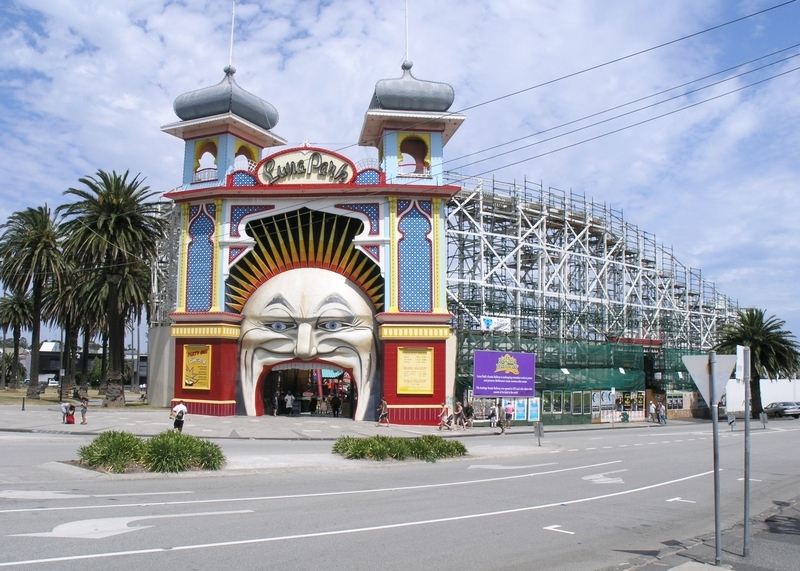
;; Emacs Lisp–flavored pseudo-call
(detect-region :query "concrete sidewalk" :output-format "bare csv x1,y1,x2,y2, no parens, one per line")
0,401,702,441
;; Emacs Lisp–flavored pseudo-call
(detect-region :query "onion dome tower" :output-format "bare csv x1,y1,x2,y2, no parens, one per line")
162,65,286,188
359,60,465,185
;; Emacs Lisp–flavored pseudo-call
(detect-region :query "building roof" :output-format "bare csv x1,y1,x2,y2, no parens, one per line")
368,61,455,113
173,66,279,132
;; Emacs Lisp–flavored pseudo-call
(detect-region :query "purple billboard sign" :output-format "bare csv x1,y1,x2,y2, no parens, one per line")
473,350,535,397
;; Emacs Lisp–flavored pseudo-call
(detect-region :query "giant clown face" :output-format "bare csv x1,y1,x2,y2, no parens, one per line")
238,268,378,420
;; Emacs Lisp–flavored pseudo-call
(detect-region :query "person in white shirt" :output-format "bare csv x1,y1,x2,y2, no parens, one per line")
284,393,295,415
170,400,188,432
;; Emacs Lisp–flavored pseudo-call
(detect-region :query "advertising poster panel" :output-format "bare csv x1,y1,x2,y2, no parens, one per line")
473,351,535,397
527,397,541,422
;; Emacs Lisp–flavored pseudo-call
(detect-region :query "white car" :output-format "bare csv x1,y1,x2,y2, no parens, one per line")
47,378,59,387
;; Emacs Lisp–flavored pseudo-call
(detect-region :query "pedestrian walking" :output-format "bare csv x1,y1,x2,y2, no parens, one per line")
438,402,452,430
80,398,88,425
284,392,295,415
376,397,390,427
331,394,341,418
488,403,497,427
464,401,475,428
454,401,466,430
504,401,514,429
272,391,279,416
648,401,656,422
171,400,188,432
657,401,667,424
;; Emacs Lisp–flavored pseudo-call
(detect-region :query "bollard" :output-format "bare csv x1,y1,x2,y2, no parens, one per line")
728,414,736,431
759,412,768,429
21,397,25,411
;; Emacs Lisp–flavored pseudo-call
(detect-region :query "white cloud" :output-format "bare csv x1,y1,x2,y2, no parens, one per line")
1,0,799,336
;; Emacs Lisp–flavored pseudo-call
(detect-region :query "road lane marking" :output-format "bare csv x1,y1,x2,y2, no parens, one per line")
0,461,624,515
0,470,713,568
0,491,193,500
737,478,762,482
467,463,557,471
666,497,696,504
586,447,597,450
12,511,252,539
543,525,575,535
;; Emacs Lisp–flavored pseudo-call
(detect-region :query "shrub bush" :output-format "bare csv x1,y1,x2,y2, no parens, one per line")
332,434,466,463
77,430,145,473
77,430,225,473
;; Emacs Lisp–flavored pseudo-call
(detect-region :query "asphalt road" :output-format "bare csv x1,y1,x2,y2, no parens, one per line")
0,421,799,570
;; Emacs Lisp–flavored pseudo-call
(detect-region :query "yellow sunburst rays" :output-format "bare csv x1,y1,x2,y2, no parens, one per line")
226,210,384,312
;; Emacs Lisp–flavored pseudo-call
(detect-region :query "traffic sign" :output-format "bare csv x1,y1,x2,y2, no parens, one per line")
682,354,737,406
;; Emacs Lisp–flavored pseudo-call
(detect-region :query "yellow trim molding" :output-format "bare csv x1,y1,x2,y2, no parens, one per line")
171,324,241,338
379,324,451,340
388,196,399,312
176,203,190,312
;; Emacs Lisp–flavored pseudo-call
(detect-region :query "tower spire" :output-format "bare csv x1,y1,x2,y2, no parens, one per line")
229,0,236,68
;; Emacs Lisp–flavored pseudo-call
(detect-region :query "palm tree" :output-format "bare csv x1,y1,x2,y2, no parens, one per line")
0,290,33,390
714,308,800,418
0,206,63,398
59,170,166,407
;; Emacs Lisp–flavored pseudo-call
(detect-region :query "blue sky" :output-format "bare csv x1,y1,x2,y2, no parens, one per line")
1,0,799,342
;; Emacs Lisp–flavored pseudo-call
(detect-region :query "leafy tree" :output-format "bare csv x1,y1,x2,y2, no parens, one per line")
1,353,27,388
59,170,166,407
0,290,33,390
714,308,800,417
0,206,63,398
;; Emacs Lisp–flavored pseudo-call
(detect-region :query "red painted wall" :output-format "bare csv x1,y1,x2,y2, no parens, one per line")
173,337,238,406
381,338,447,425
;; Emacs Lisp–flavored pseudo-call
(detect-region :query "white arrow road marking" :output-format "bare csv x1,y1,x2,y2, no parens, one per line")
467,462,557,470
581,469,627,484
0,491,193,500
543,525,575,535
11,510,252,539
666,497,696,503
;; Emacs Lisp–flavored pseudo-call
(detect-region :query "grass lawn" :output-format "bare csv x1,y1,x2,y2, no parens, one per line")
0,387,157,409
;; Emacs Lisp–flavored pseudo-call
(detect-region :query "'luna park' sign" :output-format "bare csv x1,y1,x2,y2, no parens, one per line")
256,147,355,186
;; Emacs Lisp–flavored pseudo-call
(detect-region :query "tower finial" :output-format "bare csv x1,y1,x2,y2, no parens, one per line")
229,0,236,68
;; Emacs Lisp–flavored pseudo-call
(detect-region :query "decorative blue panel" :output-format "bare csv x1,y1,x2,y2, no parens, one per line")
398,205,432,312
419,200,432,215
232,172,257,186
337,203,380,235
186,205,215,312
230,205,274,237
355,169,381,185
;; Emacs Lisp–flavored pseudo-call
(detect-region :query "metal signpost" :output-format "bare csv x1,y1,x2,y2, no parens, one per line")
682,351,737,567
742,346,751,557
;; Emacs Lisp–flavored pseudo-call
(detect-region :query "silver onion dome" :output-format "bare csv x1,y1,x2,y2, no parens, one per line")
173,65,279,131
369,60,454,112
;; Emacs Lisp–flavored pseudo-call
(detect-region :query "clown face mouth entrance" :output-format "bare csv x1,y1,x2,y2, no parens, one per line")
261,364,356,418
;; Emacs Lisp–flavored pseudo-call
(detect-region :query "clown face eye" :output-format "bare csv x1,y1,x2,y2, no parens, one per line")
265,321,295,333
318,320,349,332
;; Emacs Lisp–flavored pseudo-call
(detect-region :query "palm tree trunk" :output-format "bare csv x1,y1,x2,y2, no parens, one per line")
750,368,763,419
104,275,125,407
99,331,108,395
60,323,74,401
78,328,90,399
26,282,42,399
11,326,20,390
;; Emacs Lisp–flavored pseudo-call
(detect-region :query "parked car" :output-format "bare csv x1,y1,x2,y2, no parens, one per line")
763,402,800,419
47,377,59,387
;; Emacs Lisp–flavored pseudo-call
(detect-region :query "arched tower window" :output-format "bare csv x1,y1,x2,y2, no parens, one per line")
194,140,218,182
398,135,430,177
233,145,255,172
